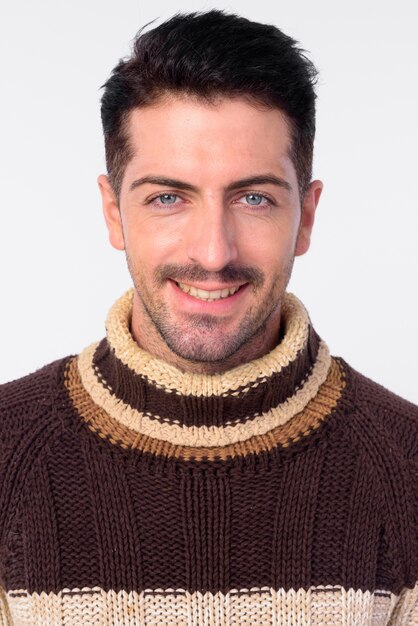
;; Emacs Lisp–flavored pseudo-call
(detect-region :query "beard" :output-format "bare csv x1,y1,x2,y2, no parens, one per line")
125,255,295,364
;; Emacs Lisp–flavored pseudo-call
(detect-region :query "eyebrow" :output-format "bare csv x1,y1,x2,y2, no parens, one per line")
129,174,293,194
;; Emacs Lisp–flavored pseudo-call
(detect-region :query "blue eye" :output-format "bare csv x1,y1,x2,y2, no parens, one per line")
158,193,177,204
245,193,264,205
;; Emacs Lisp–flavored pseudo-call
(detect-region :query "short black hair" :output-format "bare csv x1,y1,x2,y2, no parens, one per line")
101,10,319,200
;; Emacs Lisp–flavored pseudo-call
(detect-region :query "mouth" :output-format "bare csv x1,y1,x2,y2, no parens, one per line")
174,281,247,302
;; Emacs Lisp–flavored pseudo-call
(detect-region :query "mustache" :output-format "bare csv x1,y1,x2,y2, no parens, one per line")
154,263,264,288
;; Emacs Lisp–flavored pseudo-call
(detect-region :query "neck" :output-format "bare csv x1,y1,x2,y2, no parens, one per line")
130,291,283,375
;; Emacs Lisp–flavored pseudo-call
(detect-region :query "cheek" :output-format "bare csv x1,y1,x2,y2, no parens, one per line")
240,221,296,269
124,217,186,267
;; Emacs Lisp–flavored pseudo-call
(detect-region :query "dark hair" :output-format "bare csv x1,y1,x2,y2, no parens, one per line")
100,10,319,200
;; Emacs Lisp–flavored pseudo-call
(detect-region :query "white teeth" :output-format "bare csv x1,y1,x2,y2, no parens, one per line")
177,282,241,301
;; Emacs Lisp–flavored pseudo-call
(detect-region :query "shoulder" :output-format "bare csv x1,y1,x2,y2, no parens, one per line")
0,356,76,540
337,358,418,589
0,356,76,459
0,356,72,422
0,356,76,475
339,357,418,458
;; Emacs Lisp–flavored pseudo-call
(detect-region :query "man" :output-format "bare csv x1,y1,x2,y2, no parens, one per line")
0,9,416,625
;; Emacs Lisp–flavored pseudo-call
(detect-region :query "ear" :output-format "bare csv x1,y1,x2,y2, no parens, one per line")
294,179,323,256
98,174,125,251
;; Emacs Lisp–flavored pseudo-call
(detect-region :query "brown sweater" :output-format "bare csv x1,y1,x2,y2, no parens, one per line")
0,290,417,625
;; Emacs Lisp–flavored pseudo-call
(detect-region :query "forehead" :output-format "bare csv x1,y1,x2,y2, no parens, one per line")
123,95,295,184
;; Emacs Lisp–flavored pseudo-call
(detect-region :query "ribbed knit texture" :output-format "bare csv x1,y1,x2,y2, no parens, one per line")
0,290,417,625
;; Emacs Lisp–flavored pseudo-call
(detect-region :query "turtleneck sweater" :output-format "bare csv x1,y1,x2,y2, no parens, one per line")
0,290,416,625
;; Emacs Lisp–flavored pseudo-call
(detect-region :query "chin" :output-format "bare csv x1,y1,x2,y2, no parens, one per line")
162,327,245,364
167,340,237,364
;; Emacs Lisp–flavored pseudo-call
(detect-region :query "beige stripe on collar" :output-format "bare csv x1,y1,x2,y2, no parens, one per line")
104,289,312,397
77,338,331,447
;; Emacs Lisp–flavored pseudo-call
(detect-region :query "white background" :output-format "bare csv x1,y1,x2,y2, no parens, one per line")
0,0,417,402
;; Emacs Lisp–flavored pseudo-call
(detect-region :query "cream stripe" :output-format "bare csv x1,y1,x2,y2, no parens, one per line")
0,587,12,626
105,289,311,396
5,584,408,626
387,582,418,624
77,339,331,447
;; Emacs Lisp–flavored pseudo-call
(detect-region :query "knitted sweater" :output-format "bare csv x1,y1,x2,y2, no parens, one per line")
0,290,417,626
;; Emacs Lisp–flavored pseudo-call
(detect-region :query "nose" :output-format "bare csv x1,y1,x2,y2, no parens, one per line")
186,201,239,271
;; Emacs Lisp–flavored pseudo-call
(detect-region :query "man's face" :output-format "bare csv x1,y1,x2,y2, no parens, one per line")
100,96,322,369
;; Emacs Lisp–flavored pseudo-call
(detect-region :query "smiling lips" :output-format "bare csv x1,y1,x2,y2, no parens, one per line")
176,281,243,302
